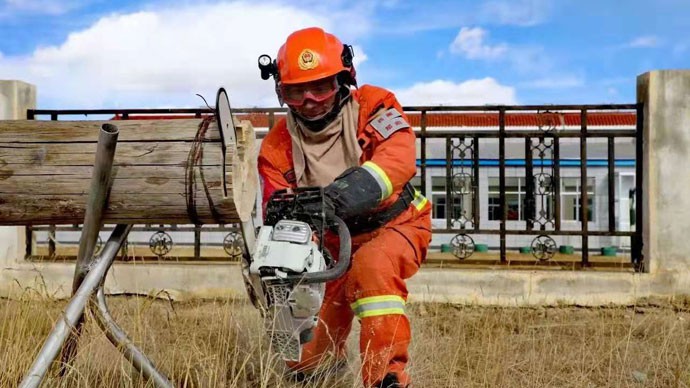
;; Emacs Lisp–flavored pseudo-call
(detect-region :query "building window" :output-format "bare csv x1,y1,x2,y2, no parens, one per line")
562,177,595,222
488,177,525,221
430,176,473,221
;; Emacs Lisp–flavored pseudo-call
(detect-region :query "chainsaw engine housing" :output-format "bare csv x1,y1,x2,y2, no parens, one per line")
248,219,327,362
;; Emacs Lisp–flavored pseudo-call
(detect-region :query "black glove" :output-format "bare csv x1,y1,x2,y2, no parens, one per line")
324,167,383,220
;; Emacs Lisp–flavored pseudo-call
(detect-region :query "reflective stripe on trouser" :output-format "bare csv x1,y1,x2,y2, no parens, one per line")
285,206,432,387
351,295,405,319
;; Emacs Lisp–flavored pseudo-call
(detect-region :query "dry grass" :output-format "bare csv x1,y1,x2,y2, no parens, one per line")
2,295,690,387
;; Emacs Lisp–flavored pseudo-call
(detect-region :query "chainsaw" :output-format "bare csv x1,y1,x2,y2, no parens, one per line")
215,87,351,362
239,187,351,362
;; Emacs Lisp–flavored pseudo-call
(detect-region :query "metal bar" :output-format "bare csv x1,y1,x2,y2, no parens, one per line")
608,137,616,232
31,225,242,233
430,228,636,236
38,128,636,141
19,224,132,388
194,225,201,259
30,228,640,242
634,103,645,272
48,225,56,257
268,111,275,129
420,110,428,196
61,123,120,373
554,134,561,231
28,104,636,116
580,109,589,266
25,226,33,258
499,109,507,262
525,137,534,231
93,287,173,388
445,135,452,229
415,130,637,139
472,135,480,230
401,104,638,111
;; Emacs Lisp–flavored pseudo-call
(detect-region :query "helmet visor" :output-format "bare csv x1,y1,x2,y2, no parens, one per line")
281,77,338,107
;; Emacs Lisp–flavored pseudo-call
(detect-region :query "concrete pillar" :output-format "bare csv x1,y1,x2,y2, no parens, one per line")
637,70,690,274
0,80,36,265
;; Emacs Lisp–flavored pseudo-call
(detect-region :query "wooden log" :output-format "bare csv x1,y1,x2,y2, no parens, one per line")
0,118,257,225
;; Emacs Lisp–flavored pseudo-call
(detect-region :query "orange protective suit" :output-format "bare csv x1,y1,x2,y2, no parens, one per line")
258,85,431,387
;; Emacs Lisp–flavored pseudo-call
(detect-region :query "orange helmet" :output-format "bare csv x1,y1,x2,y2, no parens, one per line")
259,27,356,87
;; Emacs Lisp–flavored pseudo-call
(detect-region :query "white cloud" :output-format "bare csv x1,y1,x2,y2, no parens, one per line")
625,35,660,48
0,2,370,109
449,27,507,60
479,0,554,27
393,78,517,106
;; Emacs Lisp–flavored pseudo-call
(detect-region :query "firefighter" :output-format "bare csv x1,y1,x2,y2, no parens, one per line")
257,27,432,388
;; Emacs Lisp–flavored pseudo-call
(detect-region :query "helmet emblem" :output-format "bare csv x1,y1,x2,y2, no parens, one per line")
298,49,319,70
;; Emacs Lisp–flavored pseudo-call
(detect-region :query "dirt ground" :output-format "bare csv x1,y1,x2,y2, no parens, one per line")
2,296,689,387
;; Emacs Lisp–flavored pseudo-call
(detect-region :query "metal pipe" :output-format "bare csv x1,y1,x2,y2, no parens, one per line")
60,123,120,373
93,287,173,388
73,123,120,292
20,224,132,388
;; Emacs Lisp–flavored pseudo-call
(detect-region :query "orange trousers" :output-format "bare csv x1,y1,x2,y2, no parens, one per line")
287,209,431,387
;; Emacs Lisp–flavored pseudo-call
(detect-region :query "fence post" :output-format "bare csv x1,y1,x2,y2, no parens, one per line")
637,70,690,274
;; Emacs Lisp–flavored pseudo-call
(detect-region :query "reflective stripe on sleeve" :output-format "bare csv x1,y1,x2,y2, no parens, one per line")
350,295,406,319
361,161,393,201
411,190,428,211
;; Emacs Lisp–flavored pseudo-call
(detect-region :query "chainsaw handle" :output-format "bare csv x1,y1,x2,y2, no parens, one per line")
286,214,351,284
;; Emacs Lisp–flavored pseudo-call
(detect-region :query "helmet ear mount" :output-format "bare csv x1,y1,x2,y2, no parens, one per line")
340,44,357,87
258,54,284,105
341,44,354,67
258,54,279,81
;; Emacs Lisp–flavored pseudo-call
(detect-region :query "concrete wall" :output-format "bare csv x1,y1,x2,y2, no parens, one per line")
0,80,34,272
0,80,36,119
2,71,690,306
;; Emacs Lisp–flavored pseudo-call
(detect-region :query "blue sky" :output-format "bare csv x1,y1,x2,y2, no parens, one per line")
1,0,688,109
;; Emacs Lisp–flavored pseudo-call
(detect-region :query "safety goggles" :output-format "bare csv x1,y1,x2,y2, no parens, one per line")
280,77,338,106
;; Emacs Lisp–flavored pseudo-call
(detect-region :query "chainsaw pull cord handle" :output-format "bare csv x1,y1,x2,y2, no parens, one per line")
286,214,351,284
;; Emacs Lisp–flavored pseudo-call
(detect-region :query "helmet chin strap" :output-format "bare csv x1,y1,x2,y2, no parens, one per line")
292,86,352,132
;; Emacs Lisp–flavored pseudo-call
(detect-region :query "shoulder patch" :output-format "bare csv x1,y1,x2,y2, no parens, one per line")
369,108,409,139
